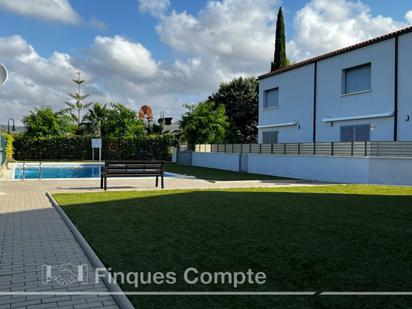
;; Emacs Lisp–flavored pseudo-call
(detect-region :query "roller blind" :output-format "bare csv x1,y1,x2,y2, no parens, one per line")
264,88,279,109
343,64,371,94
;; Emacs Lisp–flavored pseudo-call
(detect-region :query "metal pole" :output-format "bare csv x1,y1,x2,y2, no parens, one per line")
22,162,26,181
98,122,102,163
39,162,42,179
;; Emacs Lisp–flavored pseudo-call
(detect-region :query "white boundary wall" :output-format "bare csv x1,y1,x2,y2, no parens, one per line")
247,154,369,183
192,152,240,171
368,158,412,186
191,152,412,186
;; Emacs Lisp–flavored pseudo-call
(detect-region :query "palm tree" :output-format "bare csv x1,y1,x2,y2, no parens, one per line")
65,72,93,131
83,103,108,136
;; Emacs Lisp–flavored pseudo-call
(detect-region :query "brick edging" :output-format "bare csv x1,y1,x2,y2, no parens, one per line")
46,192,135,309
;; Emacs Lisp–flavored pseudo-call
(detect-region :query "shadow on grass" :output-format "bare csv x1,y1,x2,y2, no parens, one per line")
165,163,293,182
55,189,412,309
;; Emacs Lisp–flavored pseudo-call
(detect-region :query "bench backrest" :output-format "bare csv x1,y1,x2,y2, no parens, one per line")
103,161,164,175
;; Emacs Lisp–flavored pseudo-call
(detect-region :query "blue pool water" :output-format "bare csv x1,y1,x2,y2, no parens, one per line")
14,164,102,179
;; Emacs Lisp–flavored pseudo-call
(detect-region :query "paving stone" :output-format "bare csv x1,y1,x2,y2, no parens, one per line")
0,181,121,308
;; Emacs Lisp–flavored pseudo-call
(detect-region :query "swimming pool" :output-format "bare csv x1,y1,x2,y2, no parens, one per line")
13,163,181,180
14,164,102,179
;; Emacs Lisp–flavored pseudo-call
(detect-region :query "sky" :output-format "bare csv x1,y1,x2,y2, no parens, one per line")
0,0,411,125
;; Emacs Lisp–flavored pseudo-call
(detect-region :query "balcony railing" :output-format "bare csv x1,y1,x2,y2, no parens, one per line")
192,141,412,158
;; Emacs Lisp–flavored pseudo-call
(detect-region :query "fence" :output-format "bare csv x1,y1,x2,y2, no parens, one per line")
193,141,412,158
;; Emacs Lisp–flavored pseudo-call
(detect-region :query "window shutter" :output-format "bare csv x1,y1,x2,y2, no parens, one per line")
340,126,355,142
264,88,279,108
354,124,370,141
344,64,371,94
262,131,278,144
340,124,370,142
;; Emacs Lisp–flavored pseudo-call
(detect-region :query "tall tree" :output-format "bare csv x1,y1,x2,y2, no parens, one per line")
209,77,258,143
180,101,228,147
271,7,289,71
65,72,93,131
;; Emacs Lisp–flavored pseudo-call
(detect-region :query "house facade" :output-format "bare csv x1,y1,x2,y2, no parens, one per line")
258,26,412,144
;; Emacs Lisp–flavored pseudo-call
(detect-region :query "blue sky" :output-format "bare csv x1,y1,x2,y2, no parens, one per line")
0,0,411,124
1,0,410,59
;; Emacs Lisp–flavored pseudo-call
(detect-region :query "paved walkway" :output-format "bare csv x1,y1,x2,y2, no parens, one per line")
0,180,120,309
0,176,321,308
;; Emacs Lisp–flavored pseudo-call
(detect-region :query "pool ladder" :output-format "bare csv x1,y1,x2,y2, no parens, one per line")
21,162,42,180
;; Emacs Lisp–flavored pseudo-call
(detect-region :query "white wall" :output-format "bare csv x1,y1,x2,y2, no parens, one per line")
368,158,412,185
192,152,240,171
191,152,412,186
316,39,396,142
397,32,412,141
258,64,315,143
247,154,369,183
248,154,412,186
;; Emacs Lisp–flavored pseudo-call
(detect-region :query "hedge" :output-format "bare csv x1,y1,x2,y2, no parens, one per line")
13,135,178,161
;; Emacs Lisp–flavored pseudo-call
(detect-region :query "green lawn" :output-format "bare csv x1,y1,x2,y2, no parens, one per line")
165,163,289,181
54,185,412,309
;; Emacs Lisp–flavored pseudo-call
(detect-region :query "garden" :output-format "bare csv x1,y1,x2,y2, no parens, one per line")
54,185,412,309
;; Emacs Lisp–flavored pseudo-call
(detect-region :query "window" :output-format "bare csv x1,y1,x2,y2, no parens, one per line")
342,63,371,94
262,131,278,144
340,124,370,142
264,88,279,109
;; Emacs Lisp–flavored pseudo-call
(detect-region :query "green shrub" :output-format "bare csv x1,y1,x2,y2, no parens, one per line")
13,135,177,161
4,133,14,162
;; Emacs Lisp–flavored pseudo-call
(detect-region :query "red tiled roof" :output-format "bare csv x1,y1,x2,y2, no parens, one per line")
258,26,412,80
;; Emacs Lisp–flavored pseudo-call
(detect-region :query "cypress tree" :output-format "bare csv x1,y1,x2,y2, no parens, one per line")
271,7,289,71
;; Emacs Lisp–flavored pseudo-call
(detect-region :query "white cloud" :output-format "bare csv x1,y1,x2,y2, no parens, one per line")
87,36,159,79
406,11,412,25
0,35,87,124
138,0,170,17
288,0,406,60
0,0,82,24
156,0,279,74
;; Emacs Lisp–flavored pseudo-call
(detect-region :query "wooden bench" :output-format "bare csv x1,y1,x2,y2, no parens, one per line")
100,160,165,191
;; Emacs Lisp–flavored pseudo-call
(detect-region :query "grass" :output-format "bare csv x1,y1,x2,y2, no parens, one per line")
165,163,289,181
54,185,412,309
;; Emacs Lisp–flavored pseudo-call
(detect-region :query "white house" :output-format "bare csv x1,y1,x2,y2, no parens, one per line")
258,26,412,144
